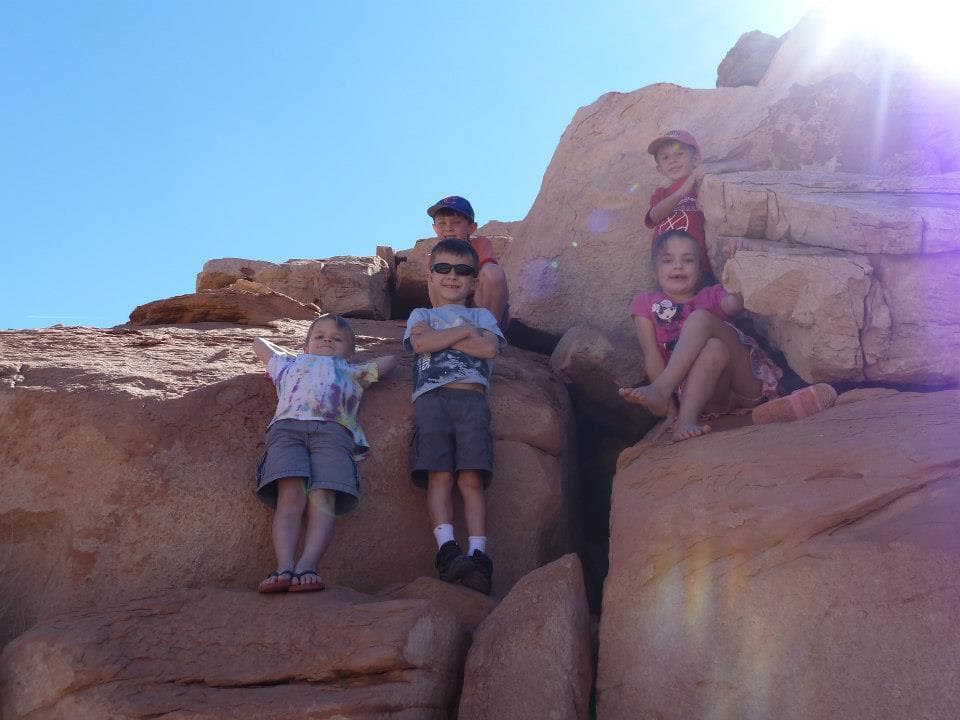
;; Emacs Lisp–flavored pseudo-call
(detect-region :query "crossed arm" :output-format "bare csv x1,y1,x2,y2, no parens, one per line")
408,322,500,359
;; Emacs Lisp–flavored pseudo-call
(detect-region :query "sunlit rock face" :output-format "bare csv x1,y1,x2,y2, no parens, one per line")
597,389,960,720
197,255,392,320
0,588,467,720
703,171,960,386
0,319,575,646
501,11,960,385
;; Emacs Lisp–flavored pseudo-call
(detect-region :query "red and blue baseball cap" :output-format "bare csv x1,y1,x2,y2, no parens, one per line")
427,195,475,222
647,130,700,156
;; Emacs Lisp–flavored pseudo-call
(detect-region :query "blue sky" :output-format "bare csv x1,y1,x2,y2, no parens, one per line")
1,1,813,330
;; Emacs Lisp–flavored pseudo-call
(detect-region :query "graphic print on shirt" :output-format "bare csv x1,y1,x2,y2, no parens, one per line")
652,298,685,355
414,316,491,392
654,195,699,236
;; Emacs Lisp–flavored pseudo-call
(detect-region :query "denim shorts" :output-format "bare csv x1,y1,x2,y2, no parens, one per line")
256,418,359,515
410,387,493,488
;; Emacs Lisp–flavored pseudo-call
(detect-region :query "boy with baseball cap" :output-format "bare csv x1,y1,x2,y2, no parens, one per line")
645,130,750,280
426,195,509,328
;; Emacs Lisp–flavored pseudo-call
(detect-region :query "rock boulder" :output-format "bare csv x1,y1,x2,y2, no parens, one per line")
198,255,392,319
458,554,592,720
0,588,465,719
597,389,960,720
0,319,575,645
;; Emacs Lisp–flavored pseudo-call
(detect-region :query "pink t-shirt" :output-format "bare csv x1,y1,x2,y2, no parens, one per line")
630,284,731,363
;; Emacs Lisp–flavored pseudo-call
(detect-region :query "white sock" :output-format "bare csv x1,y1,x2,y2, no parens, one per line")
468,536,487,555
433,523,456,548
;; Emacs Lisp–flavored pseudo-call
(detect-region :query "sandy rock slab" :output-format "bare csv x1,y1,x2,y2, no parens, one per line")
458,554,592,720
701,172,960,386
130,279,320,325
0,319,575,645
701,171,960,256
198,255,392,320
0,587,465,720
597,389,960,720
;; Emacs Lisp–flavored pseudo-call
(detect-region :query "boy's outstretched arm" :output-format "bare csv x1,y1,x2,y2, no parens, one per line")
253,337,286,365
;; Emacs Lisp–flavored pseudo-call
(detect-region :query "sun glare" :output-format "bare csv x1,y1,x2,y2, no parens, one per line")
813,0,960,79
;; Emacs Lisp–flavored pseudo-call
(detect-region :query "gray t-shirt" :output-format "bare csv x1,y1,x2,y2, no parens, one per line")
403,304,506,402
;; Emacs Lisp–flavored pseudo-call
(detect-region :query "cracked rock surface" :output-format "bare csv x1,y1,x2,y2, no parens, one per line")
0,587,465,719
597,388,960,720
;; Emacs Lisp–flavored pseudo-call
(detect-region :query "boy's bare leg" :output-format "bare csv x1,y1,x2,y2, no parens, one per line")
457,470,486,538
265,477,307,587
292,489,336,587
473,263,509,328
622,310,735,417
427,471,455,527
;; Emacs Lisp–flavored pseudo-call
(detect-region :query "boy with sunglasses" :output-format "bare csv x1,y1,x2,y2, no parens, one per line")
404,238,506,594
426,195,509,328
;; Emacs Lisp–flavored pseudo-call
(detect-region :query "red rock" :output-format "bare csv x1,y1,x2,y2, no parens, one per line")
130,279,320,325
501,14,960,356
458,554,592,720
0,319,575,645
198,256,392,319
0,588,465,719
597,389,960,720
716,30,783,88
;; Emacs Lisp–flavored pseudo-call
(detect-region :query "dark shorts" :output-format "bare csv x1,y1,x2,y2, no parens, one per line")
410,387,493,488
256,418,359,515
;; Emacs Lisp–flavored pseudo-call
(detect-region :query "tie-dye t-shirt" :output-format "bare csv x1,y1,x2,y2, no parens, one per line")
266,353,379,457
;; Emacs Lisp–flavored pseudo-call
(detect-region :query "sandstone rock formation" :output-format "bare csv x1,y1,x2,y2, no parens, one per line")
500,12,960,386
0,588,465,719
198,255,392,319
458,554,592,720
0,319,575,646
716,30,783,88
129,279,320,325
597,389,960,720
549,324,653,440
705,171,960,385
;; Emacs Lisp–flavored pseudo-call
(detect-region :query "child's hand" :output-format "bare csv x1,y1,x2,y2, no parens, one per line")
723,238,754,259
409,321,431,337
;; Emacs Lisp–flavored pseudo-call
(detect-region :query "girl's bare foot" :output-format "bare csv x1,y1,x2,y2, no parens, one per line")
672,418,711,441
618,385,673,416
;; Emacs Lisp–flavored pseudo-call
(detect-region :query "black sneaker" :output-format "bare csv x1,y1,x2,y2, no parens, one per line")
435,540,471,583
460,550,493,595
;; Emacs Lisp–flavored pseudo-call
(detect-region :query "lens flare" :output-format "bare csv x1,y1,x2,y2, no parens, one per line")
518,257,560,301
814,0,960,80
586,209,612,234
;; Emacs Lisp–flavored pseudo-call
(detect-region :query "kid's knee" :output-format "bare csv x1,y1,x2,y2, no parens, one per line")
479,261,506,284
685,308,714,324
701,337,730,366
456,472,484,494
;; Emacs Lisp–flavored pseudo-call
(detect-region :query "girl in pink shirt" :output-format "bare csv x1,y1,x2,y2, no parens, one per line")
619,230,781,441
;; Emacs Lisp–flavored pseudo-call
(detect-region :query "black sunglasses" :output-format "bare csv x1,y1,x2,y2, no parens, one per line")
430,262,477,277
